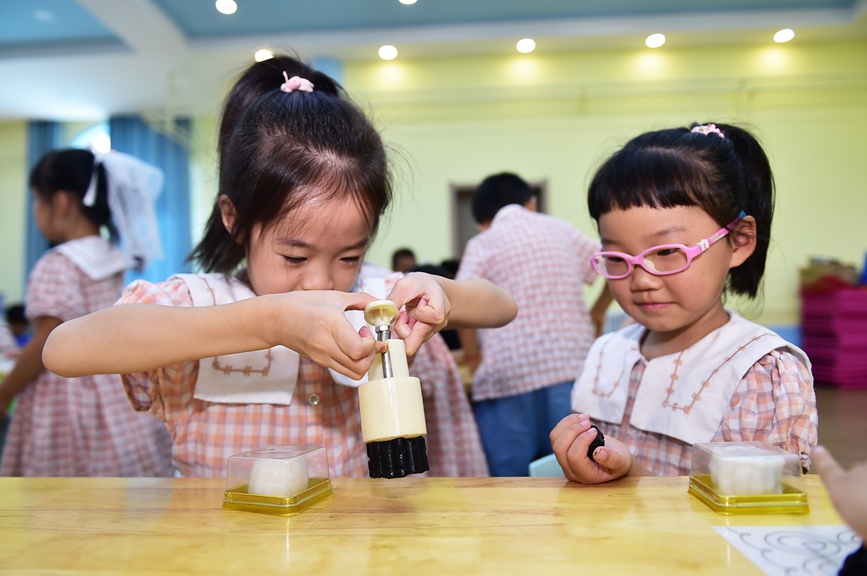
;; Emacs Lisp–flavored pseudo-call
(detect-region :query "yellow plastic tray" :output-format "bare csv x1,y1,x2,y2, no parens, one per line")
688,474,809,515
223,477,333,516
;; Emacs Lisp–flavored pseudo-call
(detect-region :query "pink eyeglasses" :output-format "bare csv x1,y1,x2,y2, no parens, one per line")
590,212,746,280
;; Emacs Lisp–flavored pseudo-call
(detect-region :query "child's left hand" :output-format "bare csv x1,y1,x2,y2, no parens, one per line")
386,272,450,356
550,413,635,484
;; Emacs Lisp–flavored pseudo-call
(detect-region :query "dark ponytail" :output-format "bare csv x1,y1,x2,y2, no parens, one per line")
713,124,774,297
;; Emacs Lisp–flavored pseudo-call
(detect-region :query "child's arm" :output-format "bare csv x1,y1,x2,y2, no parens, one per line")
0,316,62,418
44,290,385,381
550,413,652,483
386,272,517,356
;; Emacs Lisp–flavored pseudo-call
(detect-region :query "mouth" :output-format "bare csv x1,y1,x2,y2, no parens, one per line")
635,301,670,312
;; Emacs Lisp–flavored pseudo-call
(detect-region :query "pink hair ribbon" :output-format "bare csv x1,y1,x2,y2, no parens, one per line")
691,123,725,138
281,72,314,93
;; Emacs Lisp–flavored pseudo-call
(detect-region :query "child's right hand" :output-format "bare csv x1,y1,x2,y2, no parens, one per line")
386,272,451,356
550,413,634,484
268,290,386,381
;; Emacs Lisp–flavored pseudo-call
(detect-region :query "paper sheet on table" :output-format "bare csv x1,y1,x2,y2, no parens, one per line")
714,525,862,575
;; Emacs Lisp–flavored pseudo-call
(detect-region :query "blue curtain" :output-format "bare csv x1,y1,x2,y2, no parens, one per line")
108,116,192,284
24,121,61,291
312,57,344,85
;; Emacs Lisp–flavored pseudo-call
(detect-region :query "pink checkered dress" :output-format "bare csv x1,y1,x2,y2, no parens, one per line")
593,352,818,475
118,277,368,478
410,334,489,476
455,205,601,401
0,249,173,477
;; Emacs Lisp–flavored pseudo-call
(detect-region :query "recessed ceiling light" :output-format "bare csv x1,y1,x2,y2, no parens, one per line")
215,0,237,15
645,33,666,48
774,29,795,43
516,38,536,54
399,0,418,4
254,49,273,62
379,45,398,60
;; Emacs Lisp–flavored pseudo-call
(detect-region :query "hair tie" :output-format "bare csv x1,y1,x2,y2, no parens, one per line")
691,123,725,139
281,72,314,93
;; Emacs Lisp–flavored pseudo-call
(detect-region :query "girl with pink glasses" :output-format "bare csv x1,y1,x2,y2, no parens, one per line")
551,123,817,483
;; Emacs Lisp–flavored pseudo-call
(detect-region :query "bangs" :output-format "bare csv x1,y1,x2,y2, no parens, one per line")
588,145,713,219
247,131,384,236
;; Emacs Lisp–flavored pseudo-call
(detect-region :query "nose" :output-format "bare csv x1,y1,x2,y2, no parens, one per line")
628,264,661,291
299,263,335,291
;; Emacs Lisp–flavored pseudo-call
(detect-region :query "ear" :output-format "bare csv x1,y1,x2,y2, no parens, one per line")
523,196,538,212
217,195,244,244
729,215,757,269
53,190,75,213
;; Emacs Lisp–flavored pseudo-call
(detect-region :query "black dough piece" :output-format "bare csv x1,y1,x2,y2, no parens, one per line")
588,424,605,461
367,436,430,479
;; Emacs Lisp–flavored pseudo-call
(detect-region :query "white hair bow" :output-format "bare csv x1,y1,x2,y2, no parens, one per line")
83,151,165,269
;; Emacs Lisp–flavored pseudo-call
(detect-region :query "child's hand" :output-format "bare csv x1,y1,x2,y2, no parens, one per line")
271,291,386,380
550,413,634,484
386,272,450,356
813,445,867,541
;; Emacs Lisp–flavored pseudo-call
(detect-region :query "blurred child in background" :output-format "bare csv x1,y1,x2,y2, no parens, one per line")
456,172,611,476
5,304,31,348
0,148,172,476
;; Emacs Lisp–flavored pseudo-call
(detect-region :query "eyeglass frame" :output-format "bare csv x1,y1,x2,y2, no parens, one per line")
590,211,747,280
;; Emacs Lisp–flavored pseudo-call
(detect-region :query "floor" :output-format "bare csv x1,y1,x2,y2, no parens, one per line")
814,385,867,470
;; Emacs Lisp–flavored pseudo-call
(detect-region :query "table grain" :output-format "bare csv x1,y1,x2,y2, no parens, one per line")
0,475,841,575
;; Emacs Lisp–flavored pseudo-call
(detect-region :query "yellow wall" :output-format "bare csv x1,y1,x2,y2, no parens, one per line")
0,121,27,305
344,39,867,326
2,39,866,326
189,114,219,244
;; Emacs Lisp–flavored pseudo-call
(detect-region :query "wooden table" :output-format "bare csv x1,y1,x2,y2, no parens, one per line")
0,475,845,574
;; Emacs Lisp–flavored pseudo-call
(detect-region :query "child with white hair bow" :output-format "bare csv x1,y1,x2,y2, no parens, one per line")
0,148,173,477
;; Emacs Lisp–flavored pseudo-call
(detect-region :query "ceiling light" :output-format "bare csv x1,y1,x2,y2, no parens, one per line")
379,45,398,60
215,0,237,15
91,133,112,154
399,0,418,4
516,38,536,54
254,49,274,62
645,34,666,48
774,29,795,43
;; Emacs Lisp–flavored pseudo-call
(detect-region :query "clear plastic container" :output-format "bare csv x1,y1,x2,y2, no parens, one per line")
222,445,332,516
688,441,808,515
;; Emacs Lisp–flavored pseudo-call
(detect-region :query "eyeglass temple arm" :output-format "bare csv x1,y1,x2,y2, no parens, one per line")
697,211,746,253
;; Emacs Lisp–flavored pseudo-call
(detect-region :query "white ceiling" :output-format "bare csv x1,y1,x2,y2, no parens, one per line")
1,0,865,121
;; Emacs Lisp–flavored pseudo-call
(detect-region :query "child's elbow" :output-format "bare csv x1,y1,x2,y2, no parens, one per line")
42,329,74,377
499,293,518,326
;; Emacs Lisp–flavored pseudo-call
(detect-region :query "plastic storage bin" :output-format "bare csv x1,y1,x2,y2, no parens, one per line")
688,441,808,515
222,445,333,516
801,288,867,389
